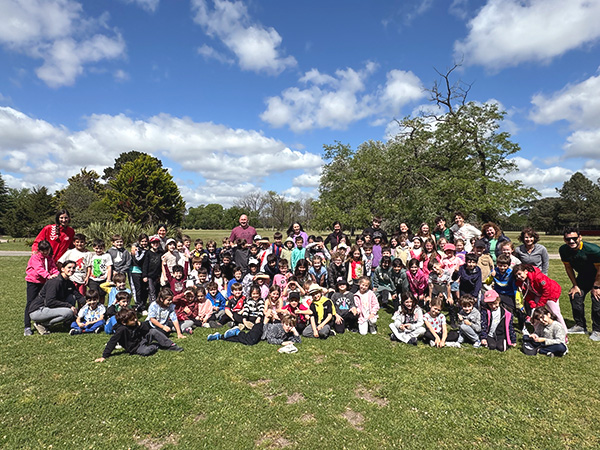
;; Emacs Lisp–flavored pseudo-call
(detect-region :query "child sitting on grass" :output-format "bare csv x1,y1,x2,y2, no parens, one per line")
222,282,245,327
423,296,461,348
480,290,516,352
456,295,482,347
281,291,310,334
242,285,265,329
303,284,335,339
70,289,106,335
95,308,183,362
147,287,185,339
105,291,131,334
264,285,284,323
524,306,568,357
389,295,425,345
331,278,358,334
173,286,200,334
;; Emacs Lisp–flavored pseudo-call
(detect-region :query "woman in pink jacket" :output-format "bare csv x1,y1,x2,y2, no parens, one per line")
24,239,59,335
514,263,567,333
354,276,380,335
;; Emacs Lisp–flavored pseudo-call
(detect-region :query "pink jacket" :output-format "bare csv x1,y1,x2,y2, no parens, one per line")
25,252,59,284
354,290,380,324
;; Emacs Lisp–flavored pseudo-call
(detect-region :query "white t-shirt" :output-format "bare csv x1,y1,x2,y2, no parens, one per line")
58,248,90,285
87,253,113,282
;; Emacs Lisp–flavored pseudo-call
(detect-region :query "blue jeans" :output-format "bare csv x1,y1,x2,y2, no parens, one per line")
70,320,105,333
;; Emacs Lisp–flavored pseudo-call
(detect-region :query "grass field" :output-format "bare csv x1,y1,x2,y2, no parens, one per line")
2,250,600,450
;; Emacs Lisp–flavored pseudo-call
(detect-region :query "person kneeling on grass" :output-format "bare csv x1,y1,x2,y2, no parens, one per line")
146,287,185,339
207,312,301,350
70,289,106,335
95,308,183,362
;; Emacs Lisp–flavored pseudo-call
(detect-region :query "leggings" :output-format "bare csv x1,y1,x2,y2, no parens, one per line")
542,300,568,334
25,282,44,328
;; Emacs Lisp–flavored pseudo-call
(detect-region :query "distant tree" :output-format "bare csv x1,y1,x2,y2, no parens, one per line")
0,173,9,234
234,192,267,227
4,187,54,237
183,204,226,229
104,154,186,226
528,197,564,234
556,172,600,228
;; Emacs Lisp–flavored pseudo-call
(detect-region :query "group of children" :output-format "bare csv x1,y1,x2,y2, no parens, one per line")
25,219,569,359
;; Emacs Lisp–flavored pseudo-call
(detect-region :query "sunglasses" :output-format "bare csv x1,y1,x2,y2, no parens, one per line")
565,236,579,242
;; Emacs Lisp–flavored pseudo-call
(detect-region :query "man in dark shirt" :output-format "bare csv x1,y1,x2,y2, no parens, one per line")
362,216,388,244
559,227,600,340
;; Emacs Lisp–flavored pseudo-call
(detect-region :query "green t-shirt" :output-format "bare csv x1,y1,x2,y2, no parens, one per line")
559,241,600,288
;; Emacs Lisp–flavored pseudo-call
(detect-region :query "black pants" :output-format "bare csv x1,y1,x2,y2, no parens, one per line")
136,328,176,356
333,311,358,333
224,322,264,345
87,279,106,303
25,281,44,328
131,272,148,312
423,329,459,344
570,287,600,332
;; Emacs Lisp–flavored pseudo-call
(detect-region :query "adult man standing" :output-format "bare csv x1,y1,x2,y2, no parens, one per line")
229,214,257,245
560,227,600,341
363,216,388,244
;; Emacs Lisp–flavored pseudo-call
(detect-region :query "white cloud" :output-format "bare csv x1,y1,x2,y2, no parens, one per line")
197,44,234,64
191,0,296,75
530,74,600,129
0,106,322,192
120,0,160,13
0,0,126,87
261,64,424,132
292,171,321,188
114,69,129,82
530,73,600,158
505,156,572,197
454,0,600,69
178,180,262,207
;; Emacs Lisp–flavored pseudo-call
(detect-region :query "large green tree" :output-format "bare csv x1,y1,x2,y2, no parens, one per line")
104,154,186,226
102,151,153,182
3,187,54,237
315,66,538,231
0,173,9,234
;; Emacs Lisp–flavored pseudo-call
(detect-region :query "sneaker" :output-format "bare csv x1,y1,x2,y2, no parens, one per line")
278,344,298,354
408,337,418,346
429,340,436,347
184,327,193,335
223,327,240,339
69,329,81,335
589,331,600,341
207,332,221,341
473,341,482,348
329,329,337,337
94,327,103,334
167,344,184,352
33,322,50,335
546,352,555,357
567,325,587,334
389,333,399,342
370,324,377,335
24,328,33,336
202,323,211,328
350,328,359,333
141,310,148,316
115,343,123,350
446,341,461,348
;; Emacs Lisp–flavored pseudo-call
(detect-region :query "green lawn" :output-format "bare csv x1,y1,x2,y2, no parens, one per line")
2,256,600,449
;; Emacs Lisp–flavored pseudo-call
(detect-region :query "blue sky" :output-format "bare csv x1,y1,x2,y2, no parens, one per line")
1,0,600,207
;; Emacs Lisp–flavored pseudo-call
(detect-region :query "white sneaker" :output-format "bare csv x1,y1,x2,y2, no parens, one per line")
33,322,50,335
202,323,211,328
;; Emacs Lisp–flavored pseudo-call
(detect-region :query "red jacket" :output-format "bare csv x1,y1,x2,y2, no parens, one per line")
32,224,75,262
516,267,561,308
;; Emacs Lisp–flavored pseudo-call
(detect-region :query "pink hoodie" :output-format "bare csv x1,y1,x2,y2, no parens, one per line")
25,252,59,284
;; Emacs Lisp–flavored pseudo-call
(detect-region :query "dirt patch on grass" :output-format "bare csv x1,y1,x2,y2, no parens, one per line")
255,431,293,448
355,385,389,407
249,378,272,387
136,434,178,450
314,354,326,364
193,413,206,422
352,363,362,369
286,392,304,404
341,408,364,431
299,413,315,423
